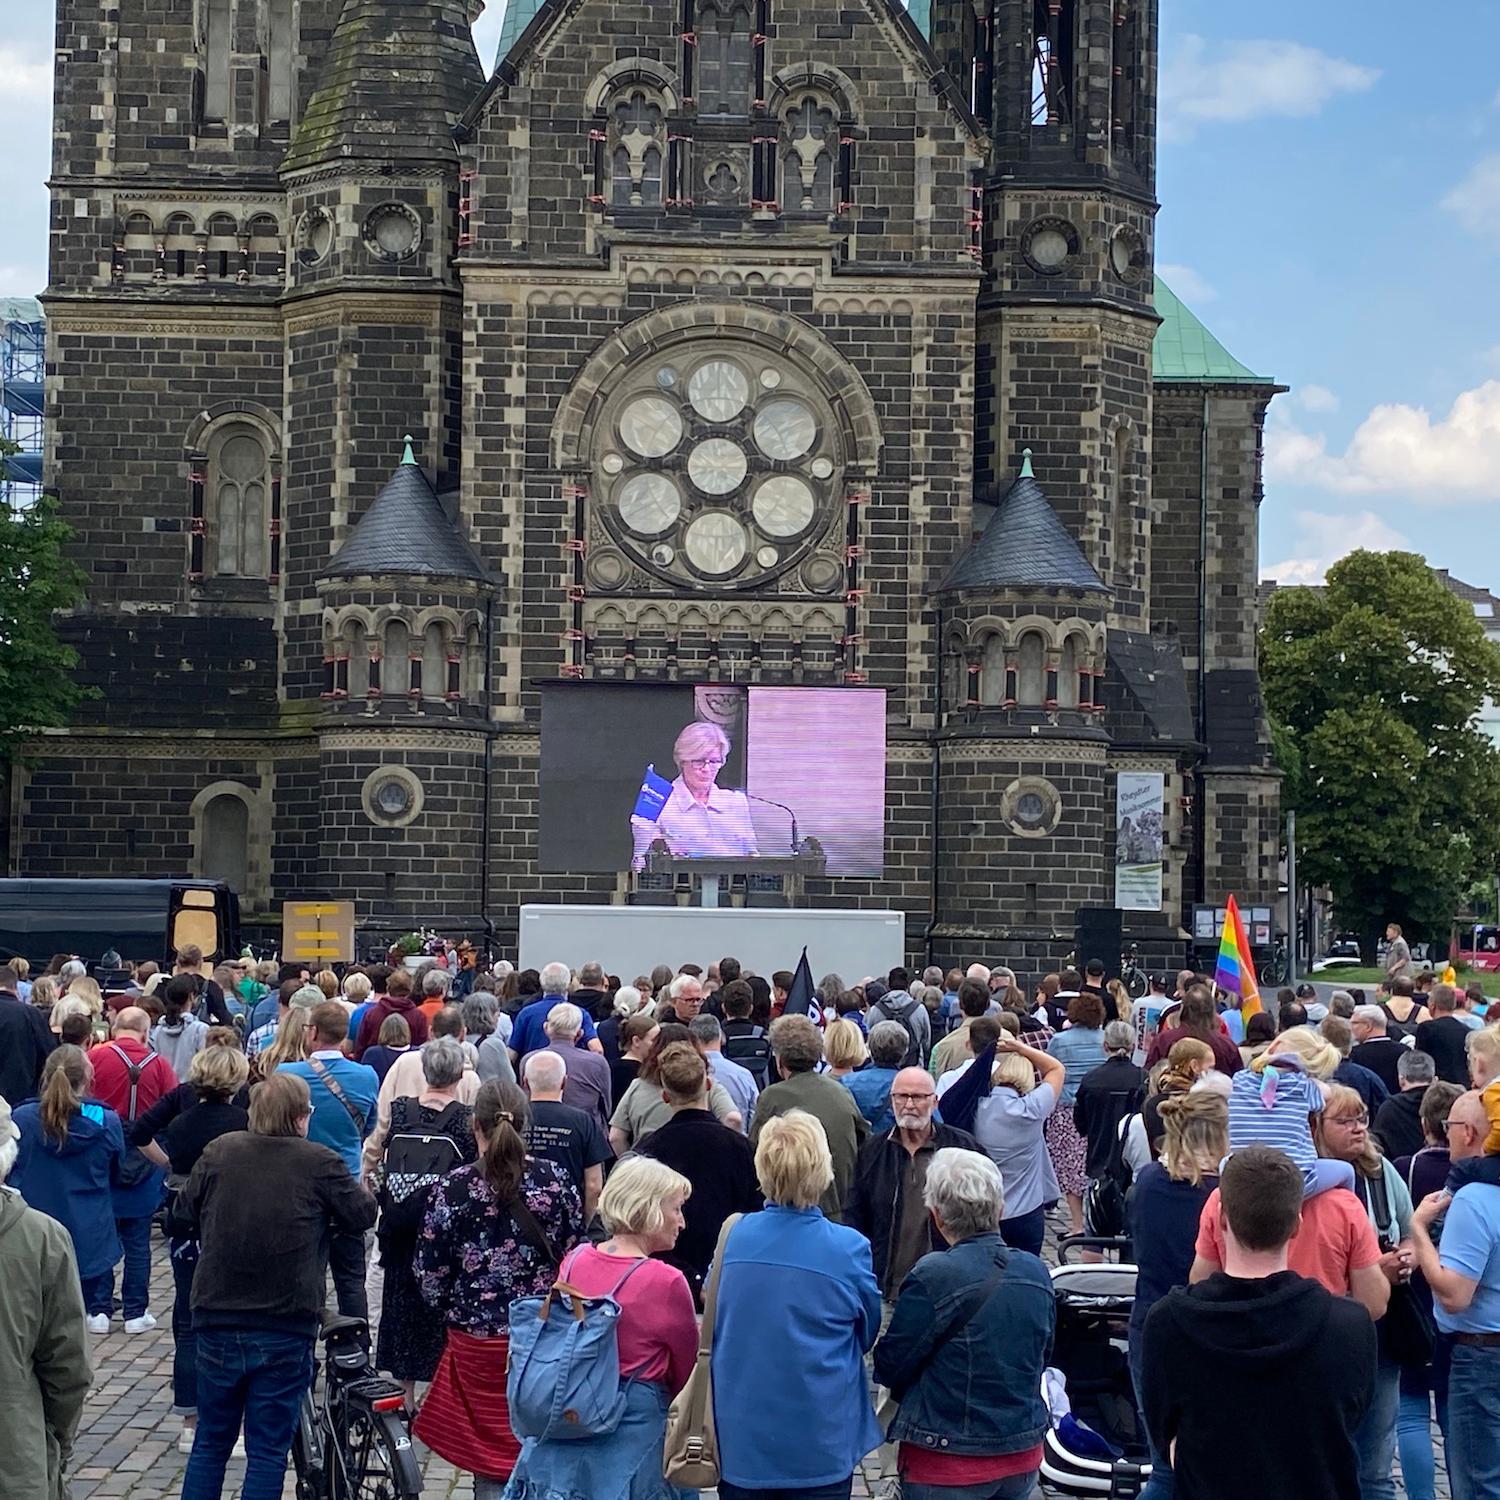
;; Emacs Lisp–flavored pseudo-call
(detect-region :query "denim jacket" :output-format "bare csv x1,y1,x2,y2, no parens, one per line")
873,1230,1054,1457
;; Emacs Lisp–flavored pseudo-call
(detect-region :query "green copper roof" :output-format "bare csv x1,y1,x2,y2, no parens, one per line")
1152,275,1268,383
494,0,931,66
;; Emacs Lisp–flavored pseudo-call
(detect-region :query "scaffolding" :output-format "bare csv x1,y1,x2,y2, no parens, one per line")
2,297,44,512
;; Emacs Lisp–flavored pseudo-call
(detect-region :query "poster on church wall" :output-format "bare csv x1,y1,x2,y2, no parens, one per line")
1115,771,1165,912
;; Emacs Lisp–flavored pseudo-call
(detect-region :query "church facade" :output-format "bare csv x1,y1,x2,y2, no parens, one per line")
18,0,1282,965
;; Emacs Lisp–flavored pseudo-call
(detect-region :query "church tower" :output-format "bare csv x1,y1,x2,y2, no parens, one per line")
936,0,1159,628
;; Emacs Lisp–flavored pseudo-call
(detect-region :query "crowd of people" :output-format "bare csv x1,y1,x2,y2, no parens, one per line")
2,941,1499,1500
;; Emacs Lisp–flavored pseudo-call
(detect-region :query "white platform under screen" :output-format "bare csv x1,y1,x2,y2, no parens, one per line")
518,905,905,983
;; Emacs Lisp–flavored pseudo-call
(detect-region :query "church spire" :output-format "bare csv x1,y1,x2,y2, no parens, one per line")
283,0,485,174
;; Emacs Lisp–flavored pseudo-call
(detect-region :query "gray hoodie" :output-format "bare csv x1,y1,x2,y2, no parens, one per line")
150,1016,210,1079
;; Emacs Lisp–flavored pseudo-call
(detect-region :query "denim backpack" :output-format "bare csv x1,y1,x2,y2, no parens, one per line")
507,1250,649,1442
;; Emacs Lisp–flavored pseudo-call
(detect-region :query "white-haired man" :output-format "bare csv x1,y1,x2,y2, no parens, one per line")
1350,1006,1405,1096
0,1093,92,1498
660,972,706,1024
540,1002,614,1136
509,961,604,1062
521,1051,609,1219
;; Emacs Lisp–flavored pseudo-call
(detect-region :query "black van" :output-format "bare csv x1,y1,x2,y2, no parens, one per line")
0,879,241,969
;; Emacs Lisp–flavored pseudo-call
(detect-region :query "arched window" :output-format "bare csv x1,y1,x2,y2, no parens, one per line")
697,2,752,115
247,215,282,280
607,90,665,208
343,618,370,699
1017,631,1046,705
464,623,484,700
206,424,271,577
1058,635,1080,708
979,634,1006,706
781,95,837,213
206,212,238,281
164,213,196,279
421,622,448,702
201,793,249,895
382,620,410,697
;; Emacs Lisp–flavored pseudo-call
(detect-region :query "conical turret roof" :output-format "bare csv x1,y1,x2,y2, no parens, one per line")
284,0,485,174
323,438,492,584
936,452,1109,596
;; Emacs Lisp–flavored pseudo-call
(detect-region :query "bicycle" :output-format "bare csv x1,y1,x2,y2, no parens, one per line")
292,1313,421,1500
1259,938,1288,988
1119,944,1149,1000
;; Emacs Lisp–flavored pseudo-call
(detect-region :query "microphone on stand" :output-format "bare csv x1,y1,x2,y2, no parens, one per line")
735,789,800,855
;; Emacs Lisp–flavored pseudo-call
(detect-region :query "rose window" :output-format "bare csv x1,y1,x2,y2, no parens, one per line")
594,347,841,586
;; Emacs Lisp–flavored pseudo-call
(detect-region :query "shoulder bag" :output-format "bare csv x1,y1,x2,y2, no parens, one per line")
1363,1167,1435,1368
662,1212,744,1488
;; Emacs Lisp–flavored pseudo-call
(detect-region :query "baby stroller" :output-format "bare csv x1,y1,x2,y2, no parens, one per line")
1040,1239,1153,1497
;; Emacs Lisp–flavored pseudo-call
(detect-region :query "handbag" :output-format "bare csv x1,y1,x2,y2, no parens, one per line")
1363,1166,1436,1368
662,1213,742,1488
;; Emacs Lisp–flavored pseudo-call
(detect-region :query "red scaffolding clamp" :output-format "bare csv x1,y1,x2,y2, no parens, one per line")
562,537,588,555
567,584,587,603
847,489,871,506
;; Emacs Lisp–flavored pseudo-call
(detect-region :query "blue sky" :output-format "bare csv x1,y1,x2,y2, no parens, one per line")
4,0,1499,588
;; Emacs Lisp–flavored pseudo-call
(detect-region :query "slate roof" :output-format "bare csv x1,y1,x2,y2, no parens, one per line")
1152,275,1268,383
323,440,492,583
935,452,1109,597
1102,631,1197,746
284,0,485,173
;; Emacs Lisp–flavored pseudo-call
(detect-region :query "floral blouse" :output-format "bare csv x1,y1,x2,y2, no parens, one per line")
415,1157,584,1335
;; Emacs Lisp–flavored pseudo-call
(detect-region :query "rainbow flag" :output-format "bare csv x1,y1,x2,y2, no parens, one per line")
1214,894,1263,1019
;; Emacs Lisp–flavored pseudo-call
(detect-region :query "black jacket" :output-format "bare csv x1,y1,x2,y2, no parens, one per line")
844,1121,979,1295
1072,1055,1145,1179
1142,1271,1373,1500
1414,1016,1471,1086
0,992,56,1108
1373,1084,1428,1161
1349,1037,1404,1096
180,1132,376,1337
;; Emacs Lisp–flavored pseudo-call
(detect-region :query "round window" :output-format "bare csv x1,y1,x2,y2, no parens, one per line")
687,360,750,422
374,778,412,818
1029,229,1069,268
594,344,842,586
1015,792,1046,828
687,438,748,496
362,767,424,828
684,513,748,575
619,397,683,458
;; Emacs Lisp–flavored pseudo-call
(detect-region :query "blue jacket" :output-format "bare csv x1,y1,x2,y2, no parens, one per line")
711,1205,883,1488
874,1231,1055,1457
11,1100,126,1278
281,1054,378,1178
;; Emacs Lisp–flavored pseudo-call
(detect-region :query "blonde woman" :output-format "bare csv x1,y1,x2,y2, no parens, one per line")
971,1034,1067,1254
823,1017,869,1079
67,975,104,1020
1127,1091,1230,1500
502,1154,698,1500
709,1110,883,1499
1229,1026,1353,1196
629,718,759,867
253,1005,309,1079
29,974,58,1015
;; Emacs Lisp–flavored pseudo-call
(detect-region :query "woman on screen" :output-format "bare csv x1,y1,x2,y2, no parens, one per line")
630,720,759,869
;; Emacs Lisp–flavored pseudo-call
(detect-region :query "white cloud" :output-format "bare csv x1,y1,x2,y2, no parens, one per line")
1442,154,1500,240
1297,384,1340,413
1157,262,1216,303
1266,380,1500,503
1262,511,1413,585
1160,36,1379,142
0,44,50,102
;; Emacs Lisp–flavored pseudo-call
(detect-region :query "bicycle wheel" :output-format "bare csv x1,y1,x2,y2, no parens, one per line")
291,1391,327,1500
329,1406,421,1500
1123,966,1148,1000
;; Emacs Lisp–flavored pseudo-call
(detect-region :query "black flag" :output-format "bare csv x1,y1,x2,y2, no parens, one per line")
786,947,819,1024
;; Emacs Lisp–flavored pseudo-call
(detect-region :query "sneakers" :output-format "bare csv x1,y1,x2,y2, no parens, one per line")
177,1428,195,1455
86,1314,110,1335
124,1312,157,1334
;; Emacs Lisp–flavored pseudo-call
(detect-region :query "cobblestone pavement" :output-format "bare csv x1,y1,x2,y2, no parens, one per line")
67,1209,1445,1500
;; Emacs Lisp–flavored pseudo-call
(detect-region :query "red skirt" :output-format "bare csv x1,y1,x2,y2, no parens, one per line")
413,1327,519,1480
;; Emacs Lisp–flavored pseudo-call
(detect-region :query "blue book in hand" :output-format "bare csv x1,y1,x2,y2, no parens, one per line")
633,764,673,822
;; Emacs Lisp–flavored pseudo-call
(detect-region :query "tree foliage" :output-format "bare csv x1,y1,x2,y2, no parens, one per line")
1261,549,1500,955
0,482,89,759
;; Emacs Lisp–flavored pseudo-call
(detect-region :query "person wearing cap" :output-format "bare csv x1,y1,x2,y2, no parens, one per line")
0,1092,93,1500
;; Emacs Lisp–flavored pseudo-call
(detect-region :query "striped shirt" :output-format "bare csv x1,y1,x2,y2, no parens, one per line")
245,1018,278,1059
1229,1063,1324,1184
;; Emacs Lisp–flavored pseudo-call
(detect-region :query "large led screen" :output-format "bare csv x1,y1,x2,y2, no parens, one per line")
538,683,887,876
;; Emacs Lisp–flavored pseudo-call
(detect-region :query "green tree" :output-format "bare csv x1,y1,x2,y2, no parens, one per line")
0,469,89,759
1261,549,1500,959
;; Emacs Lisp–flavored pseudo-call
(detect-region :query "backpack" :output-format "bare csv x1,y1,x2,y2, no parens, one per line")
108,1043,163,1190
376,1098,468,1235
507,1250,650,1441
874,995,924,1068
721,1025,771,1087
